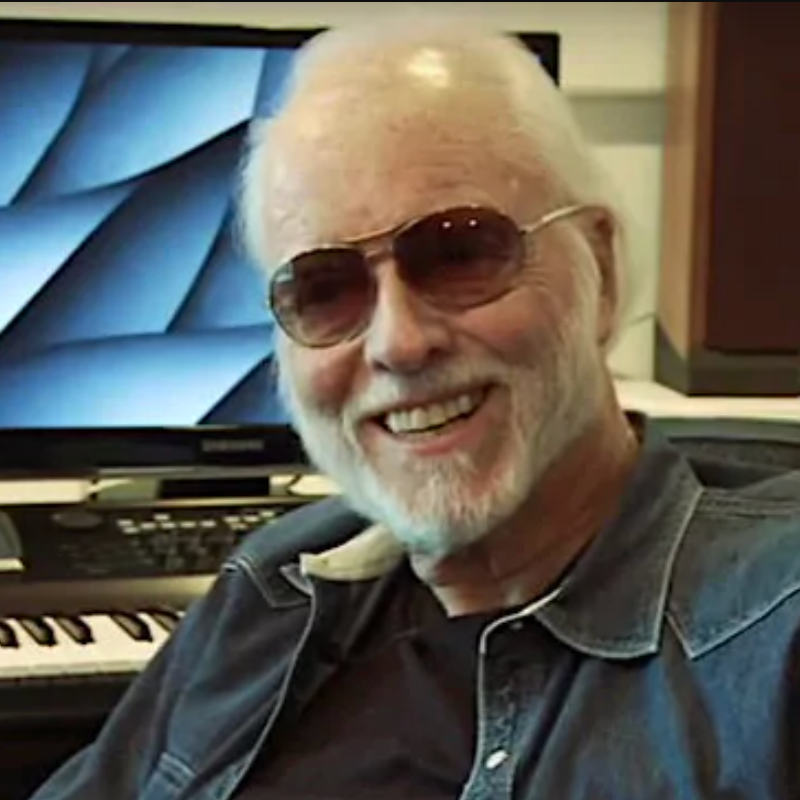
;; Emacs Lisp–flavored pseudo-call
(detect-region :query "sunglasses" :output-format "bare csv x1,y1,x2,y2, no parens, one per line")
268,203,590,348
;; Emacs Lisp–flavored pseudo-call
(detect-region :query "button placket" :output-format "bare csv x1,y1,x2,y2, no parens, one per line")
461,625,525,800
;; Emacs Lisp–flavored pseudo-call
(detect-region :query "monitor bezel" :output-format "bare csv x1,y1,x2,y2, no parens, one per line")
0,17,560,80
0,426,309,479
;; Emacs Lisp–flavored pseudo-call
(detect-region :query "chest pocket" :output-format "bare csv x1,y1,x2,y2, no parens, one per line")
140,752,194,800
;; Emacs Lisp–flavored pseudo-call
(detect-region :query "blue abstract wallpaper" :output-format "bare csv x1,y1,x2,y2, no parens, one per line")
0,37,296,427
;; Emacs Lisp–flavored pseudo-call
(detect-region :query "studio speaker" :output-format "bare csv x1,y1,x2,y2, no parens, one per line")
657,1,800,395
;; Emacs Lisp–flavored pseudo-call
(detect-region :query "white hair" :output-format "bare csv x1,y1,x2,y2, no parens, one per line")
238,10,636,345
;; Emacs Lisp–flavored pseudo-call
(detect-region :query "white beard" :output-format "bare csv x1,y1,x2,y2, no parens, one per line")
277,287,606,560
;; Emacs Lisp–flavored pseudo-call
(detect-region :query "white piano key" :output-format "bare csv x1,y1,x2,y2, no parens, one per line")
80,613,170,675
19,618,68,679
43,616,103,676
0,620,34,680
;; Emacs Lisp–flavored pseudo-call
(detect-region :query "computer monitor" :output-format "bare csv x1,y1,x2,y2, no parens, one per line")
0,17,559,479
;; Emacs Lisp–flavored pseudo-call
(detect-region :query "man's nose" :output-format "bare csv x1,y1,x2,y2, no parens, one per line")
363,265,454,373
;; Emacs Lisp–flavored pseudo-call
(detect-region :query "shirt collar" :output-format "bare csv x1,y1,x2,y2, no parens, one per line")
298,415,704,659
533,421,703,658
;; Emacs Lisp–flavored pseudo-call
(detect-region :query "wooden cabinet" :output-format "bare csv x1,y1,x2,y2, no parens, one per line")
656,2,800,395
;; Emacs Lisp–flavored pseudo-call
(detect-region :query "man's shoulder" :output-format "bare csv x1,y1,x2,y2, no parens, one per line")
669,471,800,658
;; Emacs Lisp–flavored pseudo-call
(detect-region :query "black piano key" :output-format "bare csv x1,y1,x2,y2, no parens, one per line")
110,611,153,642
18,616,56,647
53,615,94,646
146,608,180,634
0,620,18,649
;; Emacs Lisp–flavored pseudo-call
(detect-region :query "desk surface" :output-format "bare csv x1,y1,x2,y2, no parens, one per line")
616,379,800,422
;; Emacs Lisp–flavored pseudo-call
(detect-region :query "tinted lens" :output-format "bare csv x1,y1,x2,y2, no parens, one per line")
394,206,524,306
270,248,373,346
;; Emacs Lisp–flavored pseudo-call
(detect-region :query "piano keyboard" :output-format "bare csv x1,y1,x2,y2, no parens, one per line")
0,575,210,722
0,609,182,681
0,495,325,800
0,497,312,728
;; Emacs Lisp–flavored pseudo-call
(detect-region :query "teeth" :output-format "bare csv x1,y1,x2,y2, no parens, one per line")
384,392,482,434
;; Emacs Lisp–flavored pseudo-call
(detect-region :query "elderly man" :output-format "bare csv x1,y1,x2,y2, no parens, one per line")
31,13,800,800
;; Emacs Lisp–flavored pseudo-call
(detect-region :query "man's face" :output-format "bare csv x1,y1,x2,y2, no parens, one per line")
267,116,611,559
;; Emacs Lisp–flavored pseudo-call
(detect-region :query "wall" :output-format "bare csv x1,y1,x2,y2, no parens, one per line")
0,1,669,381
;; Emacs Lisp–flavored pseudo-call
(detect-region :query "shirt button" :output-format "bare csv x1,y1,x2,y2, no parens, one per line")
485,749,509,770
510,621,525,632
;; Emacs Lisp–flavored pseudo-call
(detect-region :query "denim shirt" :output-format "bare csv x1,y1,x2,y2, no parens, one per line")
29,417,800,799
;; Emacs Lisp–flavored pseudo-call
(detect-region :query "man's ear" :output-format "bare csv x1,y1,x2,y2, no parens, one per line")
584,208,619,348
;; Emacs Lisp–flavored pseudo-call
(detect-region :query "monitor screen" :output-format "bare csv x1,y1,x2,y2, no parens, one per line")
0,18,559,477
